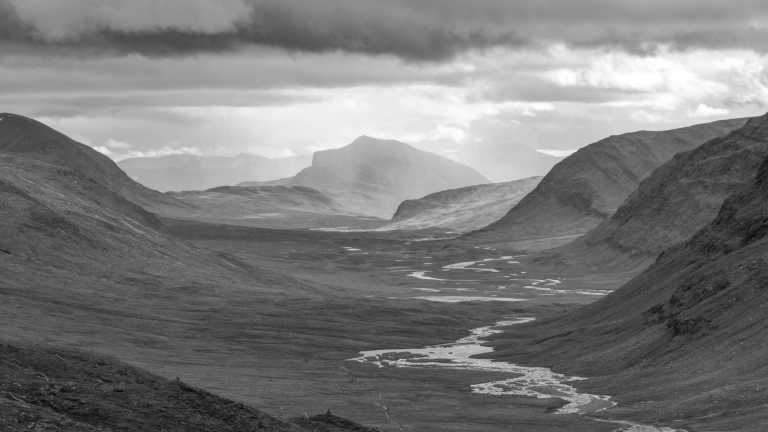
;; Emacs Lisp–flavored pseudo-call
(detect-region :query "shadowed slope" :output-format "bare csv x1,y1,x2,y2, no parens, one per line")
0,114,380,431
0,113,183,210
0,342,377,432
470,118,748,250
493,154,768,431
543,112,768,272
0,113,269,288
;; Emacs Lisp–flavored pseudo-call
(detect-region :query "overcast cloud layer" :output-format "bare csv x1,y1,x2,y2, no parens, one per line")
3,0,768,59
2,0,768,180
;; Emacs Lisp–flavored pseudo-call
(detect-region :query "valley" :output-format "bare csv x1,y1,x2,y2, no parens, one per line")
5,4,768,431
3,112,768,432
145,222,629,431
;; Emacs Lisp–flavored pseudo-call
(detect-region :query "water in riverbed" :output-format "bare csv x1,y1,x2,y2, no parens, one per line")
351,317,685,432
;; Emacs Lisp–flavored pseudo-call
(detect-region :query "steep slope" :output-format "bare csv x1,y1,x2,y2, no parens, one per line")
471,118,748,249
494,155,768,430
0,113,250,283
153,185,383,229
546,113,768,271
0,113,183,210
119,154,311,192
289,136,489,218
0,342,376,432
382,177,541,233
0,114,388,430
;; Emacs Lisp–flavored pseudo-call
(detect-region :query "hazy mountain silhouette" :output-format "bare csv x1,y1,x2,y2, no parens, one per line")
119,153,311,192
283,136,489,218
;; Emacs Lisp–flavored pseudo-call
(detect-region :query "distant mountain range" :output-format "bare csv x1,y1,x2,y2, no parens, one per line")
471,117,749,250
383,177,541,233
242,135,490,219
119,153,311,192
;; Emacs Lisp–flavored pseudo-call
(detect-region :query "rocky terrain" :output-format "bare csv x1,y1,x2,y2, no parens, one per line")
471,118,748,250
543,113,768,272
492,152,768,431
0,342,378,432
119,153,310,192
383,177,541,233
284,136,489,218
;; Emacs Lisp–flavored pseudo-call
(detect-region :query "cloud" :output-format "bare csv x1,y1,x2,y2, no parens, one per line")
537,149,577,157
1,0,768,60
690,103,730,117
10,0,251,38
88,139,202,161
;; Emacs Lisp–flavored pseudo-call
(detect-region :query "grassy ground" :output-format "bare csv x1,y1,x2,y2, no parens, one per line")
1,218,623,431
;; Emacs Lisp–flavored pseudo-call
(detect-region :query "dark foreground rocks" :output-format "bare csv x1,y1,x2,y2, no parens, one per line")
0,342,374,432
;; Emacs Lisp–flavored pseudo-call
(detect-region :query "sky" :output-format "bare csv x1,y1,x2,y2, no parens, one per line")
2,0,768,181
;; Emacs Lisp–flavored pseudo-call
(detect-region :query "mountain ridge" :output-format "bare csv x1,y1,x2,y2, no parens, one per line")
289,135,490,218
383,177,542,233
542,112,768,272
469,117,749,250
491,148,768,430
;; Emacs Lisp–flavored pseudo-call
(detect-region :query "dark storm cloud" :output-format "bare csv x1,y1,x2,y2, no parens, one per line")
2,0,768,61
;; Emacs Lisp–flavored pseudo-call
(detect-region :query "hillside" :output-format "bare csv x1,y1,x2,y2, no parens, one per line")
492,154,768,430
0,113,183,210
153,185,384,229
0,113,380,430
0,341,376,432
544,112,768,272
0,113,267,287
382,177,541,233
119,154,311,192
289,136,489,218
470,118,748,250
